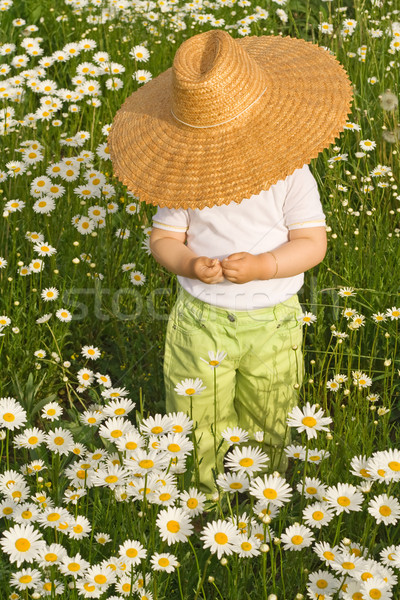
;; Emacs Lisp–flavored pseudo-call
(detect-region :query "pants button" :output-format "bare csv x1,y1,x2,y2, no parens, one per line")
227,313,235,322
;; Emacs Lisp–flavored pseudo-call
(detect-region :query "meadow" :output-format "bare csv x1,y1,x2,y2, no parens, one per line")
0,0,400,597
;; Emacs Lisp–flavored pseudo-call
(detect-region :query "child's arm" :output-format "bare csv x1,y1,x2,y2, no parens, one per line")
150,227,225,284
221,226,327,284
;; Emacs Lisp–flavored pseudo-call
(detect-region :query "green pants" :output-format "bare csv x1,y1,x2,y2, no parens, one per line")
163,285,304,495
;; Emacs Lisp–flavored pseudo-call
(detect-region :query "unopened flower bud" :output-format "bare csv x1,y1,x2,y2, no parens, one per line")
208,576,215,583
260,543,270,552
220,557,228,566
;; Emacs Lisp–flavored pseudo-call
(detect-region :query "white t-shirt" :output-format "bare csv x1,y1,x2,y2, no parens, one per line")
152,164,326,310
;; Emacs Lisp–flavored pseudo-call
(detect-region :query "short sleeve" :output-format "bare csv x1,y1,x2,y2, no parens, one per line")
283,164,326,230
152,206,189,232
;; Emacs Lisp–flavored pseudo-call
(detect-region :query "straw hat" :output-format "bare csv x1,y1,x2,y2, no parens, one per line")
108,29,353,210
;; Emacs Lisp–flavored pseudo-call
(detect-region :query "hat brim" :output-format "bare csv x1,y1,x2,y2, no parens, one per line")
108,35,353,210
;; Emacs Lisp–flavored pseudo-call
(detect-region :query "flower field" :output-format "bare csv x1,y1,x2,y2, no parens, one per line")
0,0,400,598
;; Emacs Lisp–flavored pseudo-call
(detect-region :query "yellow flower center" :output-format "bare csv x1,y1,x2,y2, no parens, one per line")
19,575,32,583
45,552,58,562
139,459,154,469
54,437,64,446
151,426,163,434
21,511,32,519
312,511,324,521
185,388,195,395
302,416,317,427
187,498,198,509
3,413,15,422
337,496,351,506
230,436,240,442
167,520,180,533
15,538,31,552
214,532,228,545
241,542,252,551
94,574,107,584
306,486,317,494
263,488,278,499
291,535,303,545
379,505,391,516
323,551,335,560
316,580,328,589
239,457,254,467
388,461,400,471
115,408,126,415
168,443,181,453
47,409,56,416
74,524,83,533
369,590,381,599
105,475,118,484
230,482,243,490
158,557,169,567
342,562,355,570
126,548,138,558
111,430,122,438
47,512,60,521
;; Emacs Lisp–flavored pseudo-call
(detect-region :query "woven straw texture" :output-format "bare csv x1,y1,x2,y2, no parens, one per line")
108,30,353,210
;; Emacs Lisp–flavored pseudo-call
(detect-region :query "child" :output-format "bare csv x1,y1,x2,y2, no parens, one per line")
150,164,327,494
108,29,353,495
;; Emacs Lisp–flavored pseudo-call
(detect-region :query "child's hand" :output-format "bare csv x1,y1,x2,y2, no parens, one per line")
221,252,261,284
191,256,225,284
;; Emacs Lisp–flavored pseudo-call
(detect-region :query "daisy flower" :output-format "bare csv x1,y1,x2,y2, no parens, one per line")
361,576,392,600
303,502,335,529
115,430,144,453
216,472,250,493
0,523,46,567
130,270,146,285
101,386,129,399
200,519,241,559
298,311,317,325
37,507,71,530
118,539,147,566
95,532,111,545
41,401,63,421
13,427,45,450
386,306,400,320
224,445,269,476
46,427,75,455
158,432,194,459
349,455,372,479
233,534,261,558
10,567,42,591
307,570,340,599
85,564,116,589
77,368,95,387
338,287,356,297
325,483,364,514
286,402,332,440
306,448,330,464
41,287,59,301
297,476,326,500
284,444,306,460
313,541,341,566
326,379,341,392
199,350,227,367
0,257,7,269
221,426,249,445
103,398,136,418
91,464,130,489
168,412,193,435
179,487,207,517
153,484,180,506
368,494,400,525
174,377,206,396
359,139,376,151
134,69,152,83
280,523,315,551
58,553,90,579
55,308,72,322
13,503,40,524
330,551,366,576
81,345,101,360
349,314,365,329
380,545,400,568
352,372,372,388
69,515,91,539
342,307,357,319
98,416,132,441
125,448,170,475
0,397,27,431
372,312,387,323
130,45,150,62
156,506,194,545
140,414,173,437
249,474,292,507
33,241,57,257
150,552,178,573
